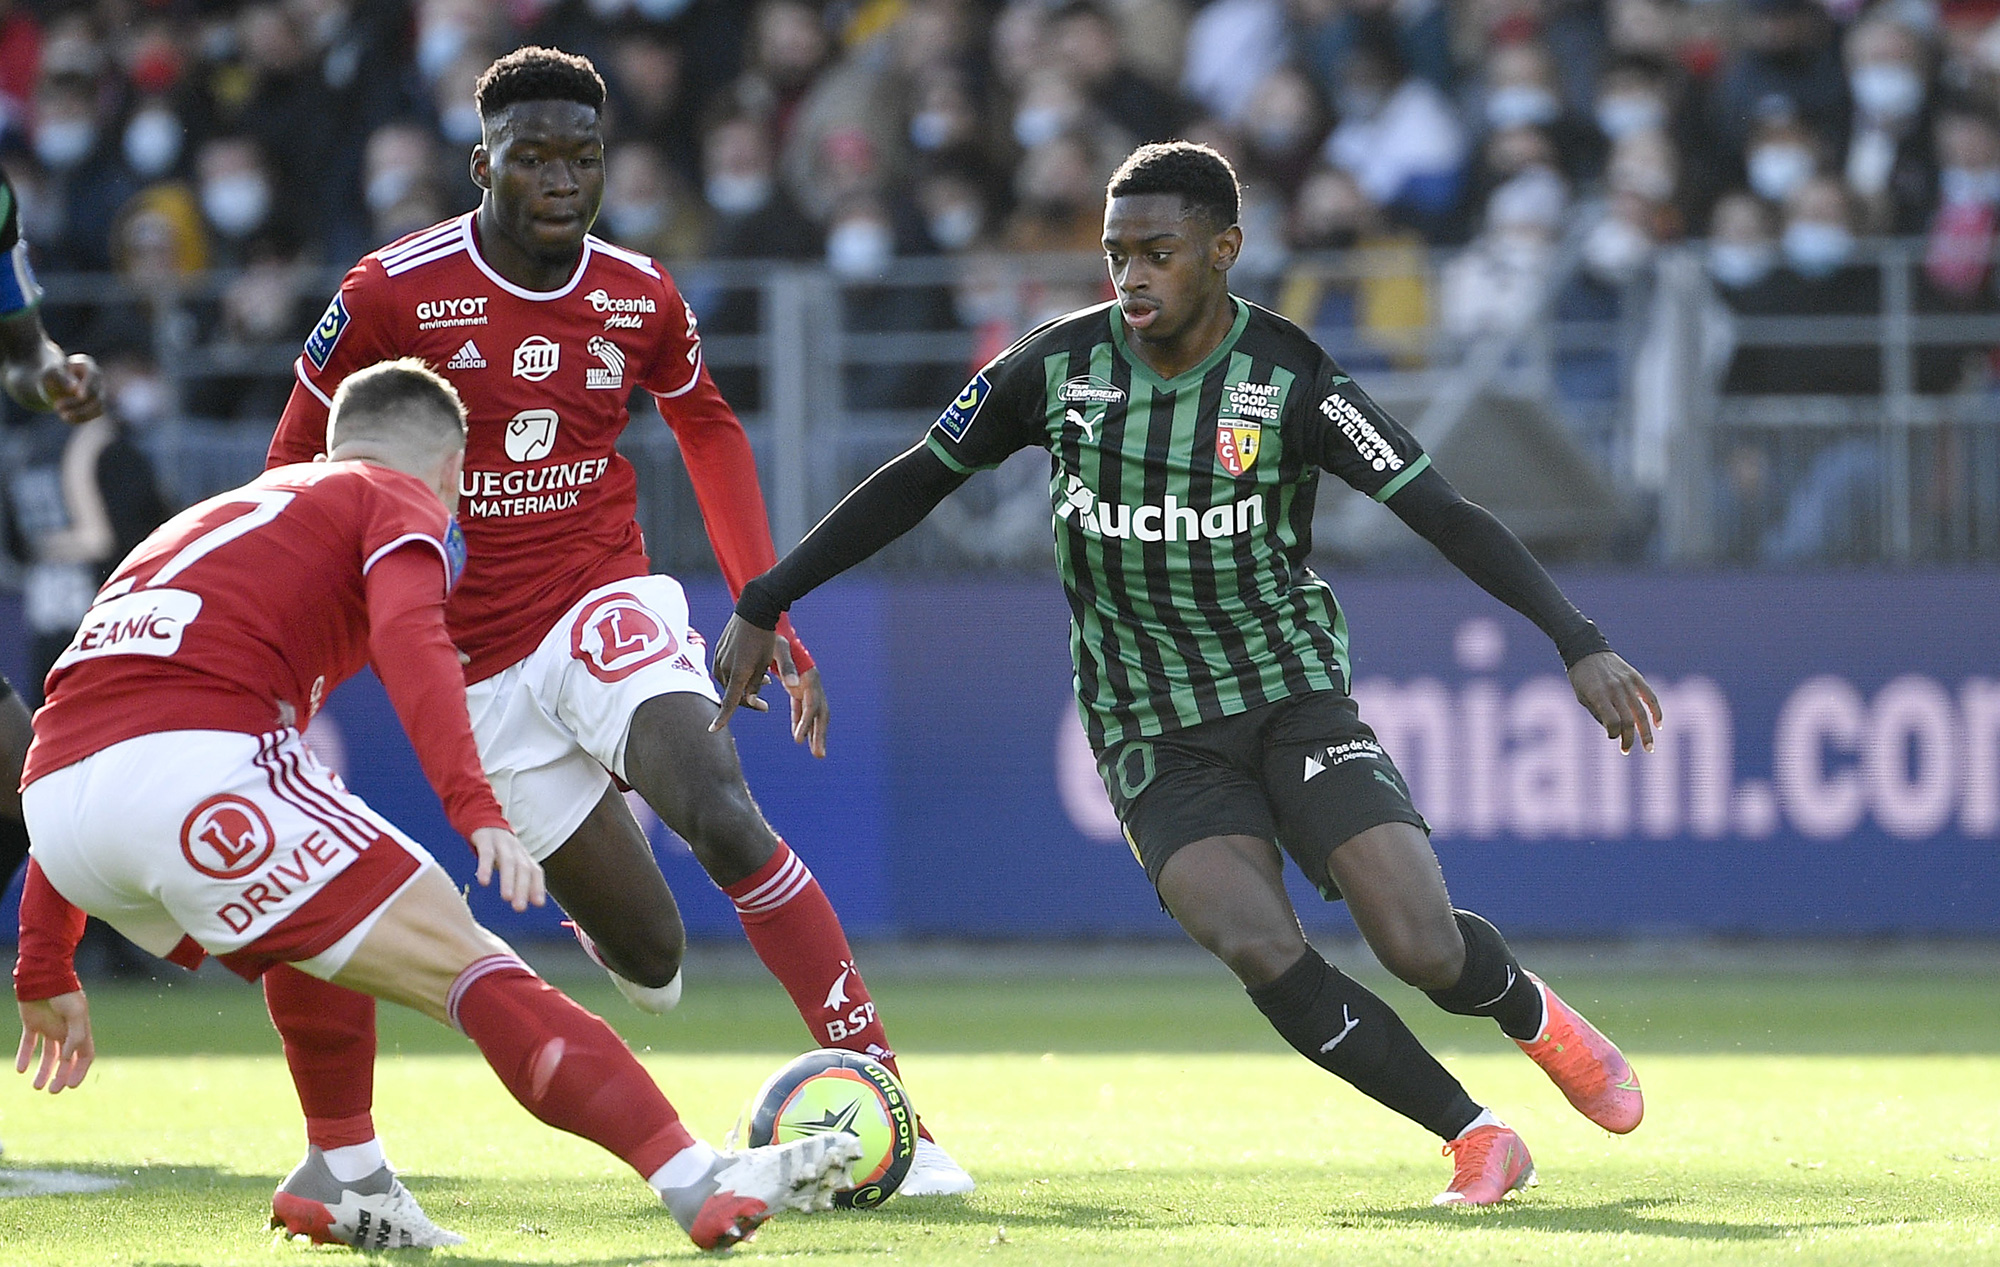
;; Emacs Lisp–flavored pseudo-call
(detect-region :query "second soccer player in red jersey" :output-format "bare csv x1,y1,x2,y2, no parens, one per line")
264,47,971,1201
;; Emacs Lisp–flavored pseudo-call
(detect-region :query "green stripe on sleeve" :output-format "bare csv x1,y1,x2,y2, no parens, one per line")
925,433,978,474
1370,451,1431,503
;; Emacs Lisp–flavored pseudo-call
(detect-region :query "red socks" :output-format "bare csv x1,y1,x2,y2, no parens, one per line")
264,964,378,1149
723,839,899,1075
448,954,694,1179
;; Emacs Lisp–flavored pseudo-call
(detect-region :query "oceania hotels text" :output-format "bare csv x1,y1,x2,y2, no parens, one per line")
460,456,610,518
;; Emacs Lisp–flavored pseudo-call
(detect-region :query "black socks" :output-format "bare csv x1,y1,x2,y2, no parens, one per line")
1248,947,1481,1141
1424,909,1544,1041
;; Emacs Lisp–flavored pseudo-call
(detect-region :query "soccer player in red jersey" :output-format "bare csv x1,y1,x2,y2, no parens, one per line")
264,48,971,1199
13,360,860,1252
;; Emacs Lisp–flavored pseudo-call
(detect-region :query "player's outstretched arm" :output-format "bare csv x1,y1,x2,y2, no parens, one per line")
16,991,92,1094
0,310,101,425
469,826,547,914
713,442,970,734
1569,651,1663,754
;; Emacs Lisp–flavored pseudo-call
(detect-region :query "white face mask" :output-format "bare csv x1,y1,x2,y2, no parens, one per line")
1595,94,1665,141
1485,84,1560,130
1708,240,1776,289
440,104,483,147
1012,105,1067,150
1782,220,1854,276
1748,144,1815,202
123,109,183,177
415,21,468,82
1940,165,2000,207
114,374,169,427
910,110,955,152
705,172,772,215
927,202,981,250
603,198,668,241
202,173,272,237
365,166,416,213
1583,216,1654,281
827,218,894,278
1849,63,1924,121
34,118,96,170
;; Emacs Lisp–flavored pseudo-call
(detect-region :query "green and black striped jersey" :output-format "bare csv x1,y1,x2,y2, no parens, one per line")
926,296,1432,748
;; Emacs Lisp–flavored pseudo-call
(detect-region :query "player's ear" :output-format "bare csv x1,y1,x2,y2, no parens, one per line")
1213,224,1242,274
471,144,491,192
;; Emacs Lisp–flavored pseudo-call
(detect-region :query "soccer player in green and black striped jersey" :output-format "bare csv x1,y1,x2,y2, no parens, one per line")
714,142,1664,1209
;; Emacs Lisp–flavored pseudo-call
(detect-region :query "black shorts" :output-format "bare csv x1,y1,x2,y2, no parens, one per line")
1095,691,1428,902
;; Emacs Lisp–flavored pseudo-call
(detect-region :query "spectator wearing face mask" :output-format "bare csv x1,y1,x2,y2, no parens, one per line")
1841,16,1938,234
1322,24,1467,239
1048,2,1191,145
599,142,706,264
27,75,137,274
360,122,448,250
703,115,818,262
193,135,280,268
1743,116,1824,208
1440,163,1567,338
827,194,955,409
1914,107,2000,390
913,166,991,254
119,96,189,188
1706,190,1781,298
1592,54,1728,222
1475,41,1599,185
1725,175,1880,395
1004,132,1109,253
1238,67,1330,196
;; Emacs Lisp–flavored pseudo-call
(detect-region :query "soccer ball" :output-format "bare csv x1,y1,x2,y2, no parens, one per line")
738,1049,916,1208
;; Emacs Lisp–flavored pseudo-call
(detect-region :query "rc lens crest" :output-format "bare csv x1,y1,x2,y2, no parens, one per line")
1216,419,1262,476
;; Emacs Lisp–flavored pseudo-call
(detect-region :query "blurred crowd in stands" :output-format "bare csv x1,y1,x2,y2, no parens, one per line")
5,0,2000,373
2,0,1999,577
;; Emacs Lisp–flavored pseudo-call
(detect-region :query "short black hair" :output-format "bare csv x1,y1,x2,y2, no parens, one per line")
328,358,467,458
1106,142,1240,233
475,46,607,120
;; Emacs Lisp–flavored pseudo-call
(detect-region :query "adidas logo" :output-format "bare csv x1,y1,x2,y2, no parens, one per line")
445,340,486,370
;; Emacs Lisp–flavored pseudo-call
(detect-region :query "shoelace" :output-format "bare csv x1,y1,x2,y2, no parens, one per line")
1440,1129,1502,1180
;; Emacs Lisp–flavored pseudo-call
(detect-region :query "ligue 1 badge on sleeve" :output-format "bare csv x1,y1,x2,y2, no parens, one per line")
444,518,467,591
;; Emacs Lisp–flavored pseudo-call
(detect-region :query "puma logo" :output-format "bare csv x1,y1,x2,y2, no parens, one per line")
1320,1005,1360,1053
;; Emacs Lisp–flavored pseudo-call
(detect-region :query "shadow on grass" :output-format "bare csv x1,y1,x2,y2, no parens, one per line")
1357,1194,1916,1241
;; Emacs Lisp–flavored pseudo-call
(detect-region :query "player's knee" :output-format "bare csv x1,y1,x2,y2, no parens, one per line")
677,784,773,879
1373,924,1464,991
597,925,685,989
1194,924,1308,987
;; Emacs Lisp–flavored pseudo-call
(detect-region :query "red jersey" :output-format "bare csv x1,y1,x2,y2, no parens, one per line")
270,212,809,684
24,461,506,840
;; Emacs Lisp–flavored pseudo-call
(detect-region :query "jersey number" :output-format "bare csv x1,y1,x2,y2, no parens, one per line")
146,490,297,590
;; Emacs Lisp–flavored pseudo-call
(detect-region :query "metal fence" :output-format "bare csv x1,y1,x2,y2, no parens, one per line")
13,238,2000,577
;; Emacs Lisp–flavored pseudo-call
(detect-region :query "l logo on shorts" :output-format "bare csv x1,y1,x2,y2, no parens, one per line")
181,794,278,879
571,592,680,683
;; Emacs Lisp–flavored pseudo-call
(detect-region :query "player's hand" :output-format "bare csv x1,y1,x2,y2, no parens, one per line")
41,353,103,425
1569,650,1663,754
710,614,778,733
469,827,546,913
16,991,93,1094
772,639,830,758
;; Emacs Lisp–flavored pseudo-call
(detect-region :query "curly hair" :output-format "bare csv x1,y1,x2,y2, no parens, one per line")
474,46,607,120
1106,142,1240,233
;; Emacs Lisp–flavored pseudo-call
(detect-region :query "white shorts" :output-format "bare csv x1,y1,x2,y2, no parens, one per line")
23,729,433,981
466,574,718,861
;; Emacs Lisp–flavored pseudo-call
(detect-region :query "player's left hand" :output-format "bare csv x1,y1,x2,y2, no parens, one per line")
40,353,103,425
772,638,829,758
470,826,546,913
1569,650,1663,754
16,991,93,1094
710,614,778,733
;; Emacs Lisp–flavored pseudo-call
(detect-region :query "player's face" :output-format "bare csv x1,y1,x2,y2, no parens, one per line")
472,101,606,260
1102,194,1239,346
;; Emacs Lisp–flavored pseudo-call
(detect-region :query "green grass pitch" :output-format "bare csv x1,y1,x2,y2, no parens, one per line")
0,951,1995,1265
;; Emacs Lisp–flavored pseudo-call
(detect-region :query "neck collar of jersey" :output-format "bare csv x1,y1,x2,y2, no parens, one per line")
1110,294,1249,393
464,212,594,301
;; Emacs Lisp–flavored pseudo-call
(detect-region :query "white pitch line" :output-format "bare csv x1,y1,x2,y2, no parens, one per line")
0,1169,125,1198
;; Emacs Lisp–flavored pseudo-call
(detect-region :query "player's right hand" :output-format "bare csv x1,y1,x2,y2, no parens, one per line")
16,991,93,1094
710,614,778,733
470,827,545,913
40,353,103,425
1569,650,1663,754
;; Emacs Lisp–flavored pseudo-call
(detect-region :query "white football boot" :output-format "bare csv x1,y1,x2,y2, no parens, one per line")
569,920,684,1014
270,1147,465,1248
897,1136,976,1197
659,1135,863,1250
